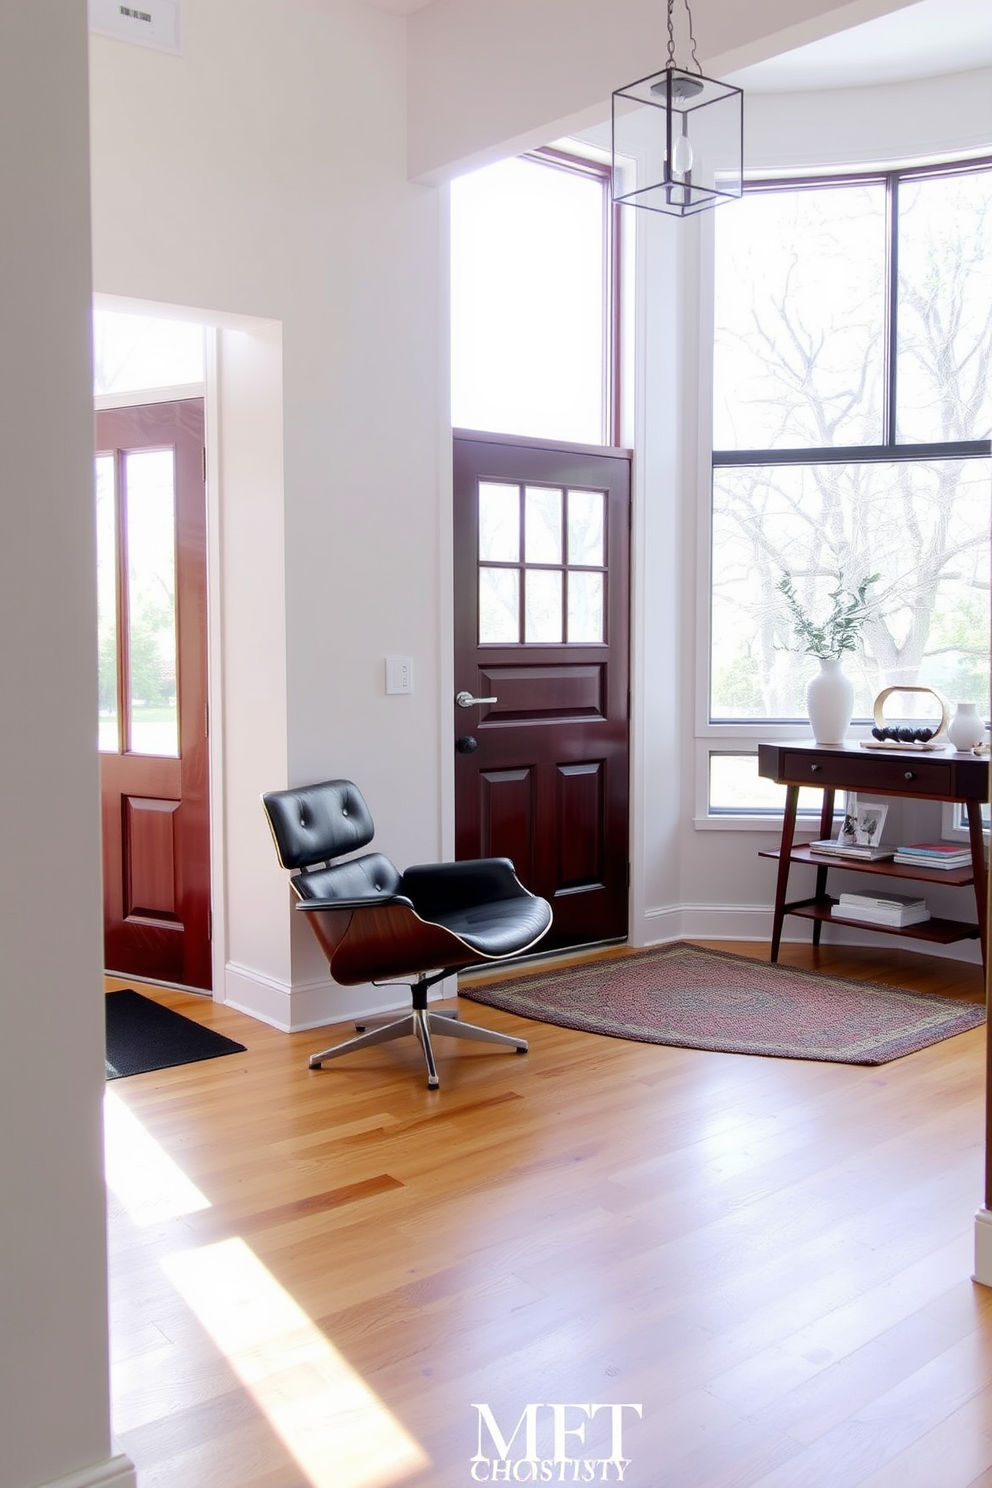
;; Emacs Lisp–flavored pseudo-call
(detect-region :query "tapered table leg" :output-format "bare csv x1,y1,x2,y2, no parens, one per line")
966,797,988,978
811,787,836,947
770,784,799,962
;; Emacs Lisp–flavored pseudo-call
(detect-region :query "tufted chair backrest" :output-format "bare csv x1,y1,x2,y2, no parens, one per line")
262,779,376,871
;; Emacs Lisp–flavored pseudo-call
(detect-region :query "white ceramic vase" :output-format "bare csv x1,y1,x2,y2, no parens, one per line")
946,701,985,751
806,656,854,746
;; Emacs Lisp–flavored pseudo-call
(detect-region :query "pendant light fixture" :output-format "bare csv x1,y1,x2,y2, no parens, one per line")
611,0,743,218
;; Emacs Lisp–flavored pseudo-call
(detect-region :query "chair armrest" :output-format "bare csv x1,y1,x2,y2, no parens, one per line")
401,858,532,919
295,894,414,913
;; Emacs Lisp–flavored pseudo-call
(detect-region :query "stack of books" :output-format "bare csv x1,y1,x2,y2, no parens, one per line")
808,839,895,861
892,841,973,870
834,890,930,927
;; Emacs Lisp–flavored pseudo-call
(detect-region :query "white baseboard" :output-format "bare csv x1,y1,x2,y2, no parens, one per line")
635,904,982,963
974,1208,992,1287
637,904,771,945
35,1453,136,1488
222,961,454,1033
225,910,980,1029
221,962,295,1028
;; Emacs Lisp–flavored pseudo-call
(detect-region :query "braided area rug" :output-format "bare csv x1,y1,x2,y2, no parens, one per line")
459,942,985,1064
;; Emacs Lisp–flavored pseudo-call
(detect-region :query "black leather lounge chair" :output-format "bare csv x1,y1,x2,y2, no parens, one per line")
262,779,552,1087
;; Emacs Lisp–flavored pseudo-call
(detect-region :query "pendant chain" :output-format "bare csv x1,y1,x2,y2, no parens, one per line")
666,0,703,75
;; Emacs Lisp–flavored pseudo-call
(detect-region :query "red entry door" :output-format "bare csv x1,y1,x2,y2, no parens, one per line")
453,432,631,951
96,399,211,991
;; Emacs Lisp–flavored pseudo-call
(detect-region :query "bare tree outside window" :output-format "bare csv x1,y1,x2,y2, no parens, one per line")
711,164,992,733
897,170,992,443
713,184,886,451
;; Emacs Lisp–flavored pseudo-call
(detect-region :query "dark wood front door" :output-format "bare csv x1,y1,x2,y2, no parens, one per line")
453,432,631,951
96,399,211,991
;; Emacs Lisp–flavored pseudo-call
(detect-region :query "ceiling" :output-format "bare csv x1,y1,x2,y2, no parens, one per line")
357,0,992,90
359,0,433,12
728,0,992,92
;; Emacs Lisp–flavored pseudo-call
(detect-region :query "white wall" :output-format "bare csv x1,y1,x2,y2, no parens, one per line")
406,0,921,179
0,6,130,1488
89,0,446,1029
213,321,294,1018
627,209,694,942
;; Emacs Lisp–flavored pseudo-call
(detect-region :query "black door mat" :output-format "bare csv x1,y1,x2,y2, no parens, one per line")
105,989,247,1078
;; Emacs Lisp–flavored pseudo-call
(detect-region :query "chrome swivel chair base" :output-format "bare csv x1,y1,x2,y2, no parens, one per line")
308,974,528,1088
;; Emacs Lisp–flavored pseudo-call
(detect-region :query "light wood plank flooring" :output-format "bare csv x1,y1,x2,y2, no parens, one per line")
105,941,991,1488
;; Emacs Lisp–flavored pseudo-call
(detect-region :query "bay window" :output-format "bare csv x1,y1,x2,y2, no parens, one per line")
707,160,992,814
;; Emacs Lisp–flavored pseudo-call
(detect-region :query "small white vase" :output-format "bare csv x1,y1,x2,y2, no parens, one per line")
946,701,985,751
806,656,854,746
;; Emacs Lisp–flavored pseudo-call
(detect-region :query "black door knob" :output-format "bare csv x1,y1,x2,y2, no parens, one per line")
456,735,478,754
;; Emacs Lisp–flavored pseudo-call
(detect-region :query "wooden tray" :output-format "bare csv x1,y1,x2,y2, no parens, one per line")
860,739,949,752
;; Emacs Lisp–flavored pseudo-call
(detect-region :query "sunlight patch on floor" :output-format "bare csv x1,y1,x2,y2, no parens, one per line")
104,1088,212,1224
162,1237,431,1488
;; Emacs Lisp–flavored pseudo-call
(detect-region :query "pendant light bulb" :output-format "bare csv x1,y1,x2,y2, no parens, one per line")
672,129,693,176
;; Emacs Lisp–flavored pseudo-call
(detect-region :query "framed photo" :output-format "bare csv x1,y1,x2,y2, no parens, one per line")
855,799,889,847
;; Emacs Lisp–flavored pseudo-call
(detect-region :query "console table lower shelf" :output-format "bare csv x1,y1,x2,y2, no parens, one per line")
757,850,982,953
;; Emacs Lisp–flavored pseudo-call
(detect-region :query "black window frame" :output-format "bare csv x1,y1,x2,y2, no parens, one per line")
713,157,992,473
524,146,623,448
709,156,992,728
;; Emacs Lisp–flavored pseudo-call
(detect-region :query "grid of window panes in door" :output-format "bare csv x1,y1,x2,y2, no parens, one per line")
708,160,992,812
478,482,607,645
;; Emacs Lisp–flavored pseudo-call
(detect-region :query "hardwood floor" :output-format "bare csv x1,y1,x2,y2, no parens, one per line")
105,942,991,1488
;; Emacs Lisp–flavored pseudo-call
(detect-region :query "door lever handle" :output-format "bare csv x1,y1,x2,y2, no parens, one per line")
455,690,498,708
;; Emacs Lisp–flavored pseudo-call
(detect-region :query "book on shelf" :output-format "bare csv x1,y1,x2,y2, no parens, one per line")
835,889,930,927
892,852,971,869
838,890,927,911
807,839,895,860
898,841,971,856
833,903,932,927
893,842,973,869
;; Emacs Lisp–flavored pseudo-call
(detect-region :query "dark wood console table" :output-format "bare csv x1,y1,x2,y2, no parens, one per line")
757,740,988,974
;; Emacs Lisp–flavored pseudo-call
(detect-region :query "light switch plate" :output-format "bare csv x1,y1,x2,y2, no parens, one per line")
89,0,183,55
385,656,414,694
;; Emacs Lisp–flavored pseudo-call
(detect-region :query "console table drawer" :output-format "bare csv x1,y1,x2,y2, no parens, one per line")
778,750,952,797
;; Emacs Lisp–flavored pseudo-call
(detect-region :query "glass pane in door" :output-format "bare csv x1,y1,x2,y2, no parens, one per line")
567,488,605,566
479,482,520,562
567,572,604,643
95,454,119,752
480,566,520,643
525,569,563,642
125,448,179,756
525,486,563,563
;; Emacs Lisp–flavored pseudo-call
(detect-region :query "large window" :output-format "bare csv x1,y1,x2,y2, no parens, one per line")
93,308,205,398
708,161,992,808
450,150,617,444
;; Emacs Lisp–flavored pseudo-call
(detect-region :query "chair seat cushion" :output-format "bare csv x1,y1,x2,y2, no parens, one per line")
425,894,552,959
